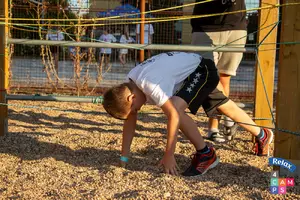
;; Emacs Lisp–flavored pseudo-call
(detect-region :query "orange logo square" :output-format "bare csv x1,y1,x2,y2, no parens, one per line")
279,178,286,186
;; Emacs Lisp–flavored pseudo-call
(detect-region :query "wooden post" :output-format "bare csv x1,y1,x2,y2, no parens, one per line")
275,0,300,177
139,0,145,62
0,0,9,136
253,0,279,142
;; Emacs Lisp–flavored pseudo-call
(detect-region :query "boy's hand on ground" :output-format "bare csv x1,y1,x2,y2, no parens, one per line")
120,160,127,168
159,154,178,176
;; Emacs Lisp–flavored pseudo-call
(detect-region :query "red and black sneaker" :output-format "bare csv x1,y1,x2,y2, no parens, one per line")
183,146,219,176
253,128,274,156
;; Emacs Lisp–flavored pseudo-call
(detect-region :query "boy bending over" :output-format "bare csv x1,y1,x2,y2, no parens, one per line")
102,52,273,176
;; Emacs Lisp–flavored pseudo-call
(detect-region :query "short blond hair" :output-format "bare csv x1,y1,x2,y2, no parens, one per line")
103,83,132,120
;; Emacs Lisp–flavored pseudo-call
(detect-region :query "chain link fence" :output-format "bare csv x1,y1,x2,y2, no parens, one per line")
8,0,277,103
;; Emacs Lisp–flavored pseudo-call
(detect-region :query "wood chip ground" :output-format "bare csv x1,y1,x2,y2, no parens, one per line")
0,101,299,199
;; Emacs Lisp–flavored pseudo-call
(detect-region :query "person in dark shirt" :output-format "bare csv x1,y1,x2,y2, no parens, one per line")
191,0,248,143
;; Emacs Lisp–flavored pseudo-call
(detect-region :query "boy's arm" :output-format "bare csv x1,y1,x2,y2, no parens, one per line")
121,112,138,158
160,99,180,175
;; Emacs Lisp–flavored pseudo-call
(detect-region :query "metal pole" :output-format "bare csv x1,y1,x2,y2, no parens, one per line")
6,95,103,104
7,38,256,52
139,0,145,62
0,0,9,136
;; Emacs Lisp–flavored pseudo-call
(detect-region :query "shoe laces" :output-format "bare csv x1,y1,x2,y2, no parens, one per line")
190,153,202,166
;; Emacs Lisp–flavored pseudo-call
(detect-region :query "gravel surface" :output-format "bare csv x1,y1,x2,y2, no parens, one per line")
0,101,299,199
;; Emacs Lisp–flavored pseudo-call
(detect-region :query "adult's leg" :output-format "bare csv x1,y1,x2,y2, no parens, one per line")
217,30,247,97
99,53,106,72
119,53,125,65
105,54,110,68
123,54,127,64
192,32,222,134
53,53,58,73
217,30,247,128
147,50,151,59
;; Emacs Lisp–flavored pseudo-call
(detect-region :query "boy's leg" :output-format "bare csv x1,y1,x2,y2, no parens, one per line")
217,99,274,156
171,97,206,150
218,100,260,135
202,83,273,156
171,58,222,176
171,96,219,176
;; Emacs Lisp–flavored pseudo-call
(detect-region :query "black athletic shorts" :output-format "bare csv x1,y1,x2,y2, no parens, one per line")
175,58,229,117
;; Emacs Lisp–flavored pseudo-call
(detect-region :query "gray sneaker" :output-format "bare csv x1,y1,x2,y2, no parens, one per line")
207,132,227,143
223,123,239,141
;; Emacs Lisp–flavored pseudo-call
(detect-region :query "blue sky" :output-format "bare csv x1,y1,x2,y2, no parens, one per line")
245,0,260,10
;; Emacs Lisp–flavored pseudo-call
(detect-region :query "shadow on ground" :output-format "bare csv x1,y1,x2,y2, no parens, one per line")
0,130,270,192
2,106,279,196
